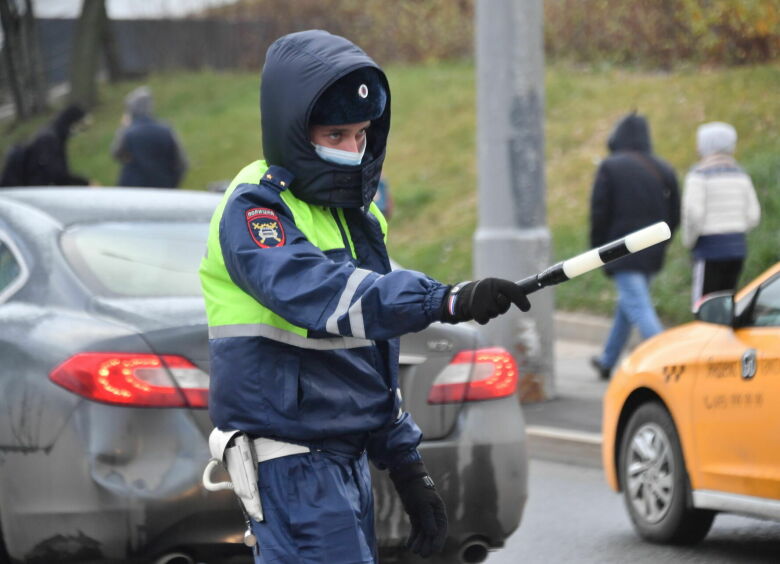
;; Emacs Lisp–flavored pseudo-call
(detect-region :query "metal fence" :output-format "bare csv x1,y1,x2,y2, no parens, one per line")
0,17,276,106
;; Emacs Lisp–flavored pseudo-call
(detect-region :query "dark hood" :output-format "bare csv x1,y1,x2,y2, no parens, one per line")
260,30,390,208
53,104,86,141
607,112,652,153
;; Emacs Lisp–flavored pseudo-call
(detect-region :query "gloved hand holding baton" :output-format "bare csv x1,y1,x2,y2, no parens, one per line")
515,221,671,294
442,222,671,325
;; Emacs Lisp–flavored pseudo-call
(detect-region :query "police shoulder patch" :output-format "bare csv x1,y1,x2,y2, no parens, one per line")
245,207,286,248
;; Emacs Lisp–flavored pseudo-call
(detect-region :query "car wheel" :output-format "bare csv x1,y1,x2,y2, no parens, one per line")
619,402,715,545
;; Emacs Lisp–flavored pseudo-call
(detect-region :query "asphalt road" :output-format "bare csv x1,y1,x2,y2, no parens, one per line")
485,458,780,564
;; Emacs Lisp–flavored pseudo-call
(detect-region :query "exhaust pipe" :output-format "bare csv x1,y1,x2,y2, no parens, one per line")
154,553,195,564
459,538,489,563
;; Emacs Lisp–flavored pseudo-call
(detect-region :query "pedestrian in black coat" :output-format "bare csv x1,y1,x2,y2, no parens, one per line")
18,105,90,186
590,112,680,273
589,112,680,379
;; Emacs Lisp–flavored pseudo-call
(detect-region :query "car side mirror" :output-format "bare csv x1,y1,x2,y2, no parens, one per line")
695,292,734,326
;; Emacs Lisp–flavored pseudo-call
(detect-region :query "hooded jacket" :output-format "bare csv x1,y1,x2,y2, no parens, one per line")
22,105,89,186
261,29,389,208
590,113,680,274
200,30,448,469
111,87,188,188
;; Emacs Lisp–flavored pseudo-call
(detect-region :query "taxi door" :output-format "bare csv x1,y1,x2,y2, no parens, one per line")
692,273,780,499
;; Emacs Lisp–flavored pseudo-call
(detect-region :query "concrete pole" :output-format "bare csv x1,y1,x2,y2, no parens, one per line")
474,0,554,402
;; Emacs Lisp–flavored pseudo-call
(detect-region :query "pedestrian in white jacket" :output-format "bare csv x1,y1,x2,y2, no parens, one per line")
682,121,760,310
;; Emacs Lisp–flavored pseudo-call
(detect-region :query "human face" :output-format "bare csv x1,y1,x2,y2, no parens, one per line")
309,120,370,154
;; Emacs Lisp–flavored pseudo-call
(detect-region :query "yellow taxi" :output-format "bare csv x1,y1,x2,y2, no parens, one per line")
602,262,780,544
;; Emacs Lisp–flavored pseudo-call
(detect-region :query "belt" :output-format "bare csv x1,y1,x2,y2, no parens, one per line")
252,437,310,463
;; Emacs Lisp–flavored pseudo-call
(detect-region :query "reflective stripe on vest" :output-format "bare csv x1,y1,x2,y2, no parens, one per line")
199,160,387,347
208,323,372,349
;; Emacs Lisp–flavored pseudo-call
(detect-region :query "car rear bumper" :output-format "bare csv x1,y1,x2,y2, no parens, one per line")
374,395,529,561
0,397,527,562
0,402,243,563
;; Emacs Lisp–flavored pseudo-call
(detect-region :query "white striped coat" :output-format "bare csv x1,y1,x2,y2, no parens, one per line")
681,154,761,249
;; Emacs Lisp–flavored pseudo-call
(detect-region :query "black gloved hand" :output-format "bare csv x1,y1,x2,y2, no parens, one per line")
441,278,531,324
389,461,448,558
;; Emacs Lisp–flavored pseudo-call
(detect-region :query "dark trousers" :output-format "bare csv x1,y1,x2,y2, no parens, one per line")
692,258,744,309
250,450,376,563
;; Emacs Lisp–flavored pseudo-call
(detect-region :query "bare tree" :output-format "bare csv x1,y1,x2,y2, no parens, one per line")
69,0,123,109
21,0,46,109
0,0,46,119
99,0,122,83
69,0,105,109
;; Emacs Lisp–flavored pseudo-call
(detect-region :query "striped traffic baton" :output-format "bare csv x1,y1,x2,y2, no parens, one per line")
515,222,671,294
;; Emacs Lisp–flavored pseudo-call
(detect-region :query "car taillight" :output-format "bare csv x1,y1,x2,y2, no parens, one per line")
427,347,518,404
50,353,209,408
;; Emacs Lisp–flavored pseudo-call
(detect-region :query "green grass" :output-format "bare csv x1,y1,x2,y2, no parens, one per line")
1,70,262,189
3,62,778,324
544,63,780,323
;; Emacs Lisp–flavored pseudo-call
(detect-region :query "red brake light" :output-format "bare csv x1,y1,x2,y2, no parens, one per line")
50,353,209,408
427,347,518,404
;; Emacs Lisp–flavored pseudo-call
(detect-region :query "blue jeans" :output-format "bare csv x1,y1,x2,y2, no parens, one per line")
599,271,663,369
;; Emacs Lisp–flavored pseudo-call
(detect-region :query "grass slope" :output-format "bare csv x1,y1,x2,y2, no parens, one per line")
2,62,778,324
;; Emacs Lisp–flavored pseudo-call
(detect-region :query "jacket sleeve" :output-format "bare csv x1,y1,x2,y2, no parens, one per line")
220,184,449,340
745,176,761,230
681,172,704,249
367,410,423,470
36,134,88,186
665,168,681,235
589,164,611,248
110,127,129,162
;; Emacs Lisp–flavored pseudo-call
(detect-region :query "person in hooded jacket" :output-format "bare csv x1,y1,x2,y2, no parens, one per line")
6,104,90,187
111,86,188,188
199,30,531,563
589,112,680,380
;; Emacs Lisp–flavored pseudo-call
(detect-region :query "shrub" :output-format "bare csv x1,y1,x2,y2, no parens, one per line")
207,0,778,68
545,0,779,68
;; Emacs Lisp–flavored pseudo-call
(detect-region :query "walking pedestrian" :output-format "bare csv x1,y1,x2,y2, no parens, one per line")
0,104,90,187
589,112,680,380
111,86,188,188
199,29,531,563
681,121,760,309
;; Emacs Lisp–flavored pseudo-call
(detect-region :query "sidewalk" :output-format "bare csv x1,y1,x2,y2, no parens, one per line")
521,311,635,468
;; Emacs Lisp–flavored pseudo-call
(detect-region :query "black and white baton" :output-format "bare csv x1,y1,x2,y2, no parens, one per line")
515,222,671,294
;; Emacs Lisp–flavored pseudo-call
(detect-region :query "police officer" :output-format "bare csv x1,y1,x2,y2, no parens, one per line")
200,30,531,563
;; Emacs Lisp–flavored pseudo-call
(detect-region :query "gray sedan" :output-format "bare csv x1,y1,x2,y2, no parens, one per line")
0,188,528,564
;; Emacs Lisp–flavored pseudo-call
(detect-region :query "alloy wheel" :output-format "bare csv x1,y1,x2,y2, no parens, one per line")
625,422,675,524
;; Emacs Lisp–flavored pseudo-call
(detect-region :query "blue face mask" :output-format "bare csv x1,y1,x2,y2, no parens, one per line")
312,142,366,166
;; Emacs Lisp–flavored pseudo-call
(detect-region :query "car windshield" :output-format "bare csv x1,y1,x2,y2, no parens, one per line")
61,222,208,297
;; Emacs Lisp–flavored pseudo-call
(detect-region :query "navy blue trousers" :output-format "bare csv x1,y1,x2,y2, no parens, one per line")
250,451,376,563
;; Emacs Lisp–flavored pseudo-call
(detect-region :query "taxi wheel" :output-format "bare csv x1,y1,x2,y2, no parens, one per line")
619,402,715,545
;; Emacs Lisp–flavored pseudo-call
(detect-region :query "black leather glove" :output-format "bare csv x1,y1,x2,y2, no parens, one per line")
389,461,448,558
441,278,531,324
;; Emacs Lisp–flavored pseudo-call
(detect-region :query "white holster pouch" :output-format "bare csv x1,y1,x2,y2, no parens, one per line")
202,428,264,522
202,429,312,524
